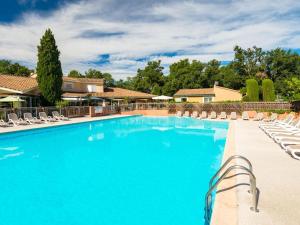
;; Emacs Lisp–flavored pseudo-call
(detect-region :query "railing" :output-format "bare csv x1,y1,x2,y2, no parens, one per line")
204,155,259,224
118,102,291,114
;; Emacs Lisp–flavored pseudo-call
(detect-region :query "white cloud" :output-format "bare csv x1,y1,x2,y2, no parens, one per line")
0,0,300,79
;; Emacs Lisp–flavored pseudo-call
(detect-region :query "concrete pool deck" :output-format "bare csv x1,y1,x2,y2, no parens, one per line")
213,120,300,225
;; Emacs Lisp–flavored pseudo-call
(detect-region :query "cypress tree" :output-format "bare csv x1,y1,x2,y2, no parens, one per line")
37,29,63,105
262,79,276,101
246,79,259,101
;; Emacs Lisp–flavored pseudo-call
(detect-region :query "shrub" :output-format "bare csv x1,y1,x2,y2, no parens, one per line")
262,79,276,101
246,79,259,101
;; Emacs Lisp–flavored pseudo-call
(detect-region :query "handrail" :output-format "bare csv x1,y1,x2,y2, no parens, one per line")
204,165,258,223
209,155,252,188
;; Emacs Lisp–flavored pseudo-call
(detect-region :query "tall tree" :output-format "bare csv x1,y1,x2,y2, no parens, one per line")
36,29,63,105
133,60,165,93
85,69,103,78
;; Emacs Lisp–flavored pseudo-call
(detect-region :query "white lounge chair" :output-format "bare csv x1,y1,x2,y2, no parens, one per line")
262,113,277,122
209,111,217,119
191,111,199,118
260,114,295,132
279,138,300,151
220,112,227,119
273,131,300,143
285,145,300,160
52,111,69,121
24,113,43,124
39,112,57,123
265,119,300,137
0,119,10,127
176,111,183,117
183,111,190,117
8,113,28,126
198,111,207,119
242,112,249,120
230,112,237,120
253,112,264,121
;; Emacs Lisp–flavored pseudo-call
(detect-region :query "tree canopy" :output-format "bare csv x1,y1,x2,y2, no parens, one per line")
115,46,300,101
0,60,32,76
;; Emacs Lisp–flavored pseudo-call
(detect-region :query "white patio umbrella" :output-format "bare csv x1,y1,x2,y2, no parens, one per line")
0,96,25,102
152,95,173,100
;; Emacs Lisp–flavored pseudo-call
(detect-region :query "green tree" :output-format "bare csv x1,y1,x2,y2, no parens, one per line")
102,72,115,87
85,69,102,78
285,77,300,100
245,79,259,101
68,70,83,78
262,79,276,101
133,60,164,93
36,29,63,105
0,60,32,76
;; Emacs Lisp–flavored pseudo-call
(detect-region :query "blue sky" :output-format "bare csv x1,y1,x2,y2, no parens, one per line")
1,0,300,79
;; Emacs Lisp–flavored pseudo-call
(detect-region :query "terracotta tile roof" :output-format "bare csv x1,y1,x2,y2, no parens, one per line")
93,88,155,99
63,77,104,85
0,74,38,93
174,88,215,97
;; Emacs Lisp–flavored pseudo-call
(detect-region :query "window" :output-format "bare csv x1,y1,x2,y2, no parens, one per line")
204,97,213,103
181,97,187,102
87,85,97,93
65,82,73,90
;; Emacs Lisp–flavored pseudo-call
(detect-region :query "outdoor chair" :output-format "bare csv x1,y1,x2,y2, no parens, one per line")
8,113,28,126
52,111,70,121
220,112,227,119
39,112,57,123
24,113,43,124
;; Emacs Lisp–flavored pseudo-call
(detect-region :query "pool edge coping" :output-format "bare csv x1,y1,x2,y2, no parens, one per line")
0,114,139,135
210,121,238,225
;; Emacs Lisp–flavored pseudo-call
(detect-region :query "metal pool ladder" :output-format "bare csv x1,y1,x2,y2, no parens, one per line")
204,155,259,224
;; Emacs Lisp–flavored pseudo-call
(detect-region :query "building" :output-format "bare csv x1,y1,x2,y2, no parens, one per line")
174,85,242,103
0,74,155,107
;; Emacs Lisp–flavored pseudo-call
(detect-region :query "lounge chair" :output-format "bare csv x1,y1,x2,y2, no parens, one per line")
52,111,69,121
176,111,183,117
262,113,277,122
209,111,217,119
265,119,300,137
183,111,190,117
191,111,199,118
220,112,227,119
285,145,300,160
242,112,249,120
279,138,300,151
259,114,295,131
0,119,10,127
253,112,264,121
273,131,300,143
8,113,28,126
39,112,57,123
24,113,43,124
230,112,237,120
199,111,207,119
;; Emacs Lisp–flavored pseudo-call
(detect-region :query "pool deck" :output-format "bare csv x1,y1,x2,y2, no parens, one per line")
213,120,300,225
0,115,132,134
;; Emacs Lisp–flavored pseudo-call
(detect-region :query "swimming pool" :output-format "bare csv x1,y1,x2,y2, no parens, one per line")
0,116,228,225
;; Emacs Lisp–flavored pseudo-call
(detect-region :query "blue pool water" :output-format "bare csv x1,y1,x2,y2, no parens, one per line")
0,116,228,225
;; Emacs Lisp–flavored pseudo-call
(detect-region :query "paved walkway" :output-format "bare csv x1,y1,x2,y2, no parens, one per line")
234,121,300,225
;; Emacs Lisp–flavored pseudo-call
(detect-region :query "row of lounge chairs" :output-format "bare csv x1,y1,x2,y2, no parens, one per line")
259,113,300,160
176,111,237,119
176,111,277,121
0,111,69,127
